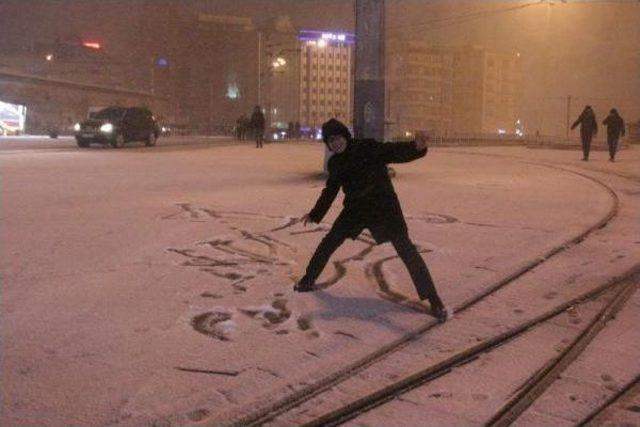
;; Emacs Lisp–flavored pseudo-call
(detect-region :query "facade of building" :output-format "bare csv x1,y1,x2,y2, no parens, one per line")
296,30,355,132
387,43,523,138
387,41,453,138
175,13,261,133
451,46,523,135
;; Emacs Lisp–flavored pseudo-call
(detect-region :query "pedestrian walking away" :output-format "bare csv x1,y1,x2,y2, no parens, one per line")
571,105,598,161
250,105,265,148
602,108,625,162
294,118,450,322
236,114,249,140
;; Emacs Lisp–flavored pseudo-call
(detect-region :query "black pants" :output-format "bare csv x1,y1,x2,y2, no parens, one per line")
581,134,593,159
255,135,263,148
607,135,619,159
302,226,443,307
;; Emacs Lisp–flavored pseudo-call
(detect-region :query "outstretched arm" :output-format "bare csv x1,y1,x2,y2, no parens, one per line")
306,167,340,224
571,113,582,130
378,133,428,164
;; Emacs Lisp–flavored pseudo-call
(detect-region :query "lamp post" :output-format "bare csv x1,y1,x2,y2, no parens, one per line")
265,47,301,135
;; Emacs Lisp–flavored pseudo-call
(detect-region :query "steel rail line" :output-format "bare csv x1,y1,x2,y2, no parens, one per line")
578,373,640,427
298,266,639,427
488,273,640,427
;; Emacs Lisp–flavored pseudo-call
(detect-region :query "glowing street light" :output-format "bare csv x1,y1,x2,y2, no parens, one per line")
272,57,287,68
82,41,101,50
45,54,54,61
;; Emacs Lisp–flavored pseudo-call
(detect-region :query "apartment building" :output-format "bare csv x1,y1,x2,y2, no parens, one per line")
387,43,523,137
387,41,453,138
451,46,523,135
297,30,355,131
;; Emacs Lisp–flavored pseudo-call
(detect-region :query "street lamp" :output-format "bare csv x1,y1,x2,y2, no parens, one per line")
272,57,286,68
265,48,301,134
150,55,170,95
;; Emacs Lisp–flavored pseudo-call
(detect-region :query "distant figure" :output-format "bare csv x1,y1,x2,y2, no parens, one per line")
287,121,295,140
235,115,243,140
294,119,450,323
602,109,625,162
571,105,598,161
294,121,301,139
241,115,250,140
236,114,249,140
250,106,265,148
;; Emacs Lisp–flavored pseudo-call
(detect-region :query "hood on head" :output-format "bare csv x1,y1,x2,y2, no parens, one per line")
322,118,352,144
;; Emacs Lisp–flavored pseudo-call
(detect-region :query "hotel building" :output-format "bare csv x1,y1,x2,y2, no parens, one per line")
296,30,355,130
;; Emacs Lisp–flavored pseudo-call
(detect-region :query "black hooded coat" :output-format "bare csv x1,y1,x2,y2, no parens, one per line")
603,111,625,139
571,107,598,139
308,137,426,244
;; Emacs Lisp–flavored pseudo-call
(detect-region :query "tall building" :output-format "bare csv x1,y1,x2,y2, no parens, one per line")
297,30,355,131
387,41,453,138
386,43,523,138
451,46,523,135
174,13,261,133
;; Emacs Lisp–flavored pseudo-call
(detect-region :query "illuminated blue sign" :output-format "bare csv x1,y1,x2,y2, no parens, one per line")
298,30,355,45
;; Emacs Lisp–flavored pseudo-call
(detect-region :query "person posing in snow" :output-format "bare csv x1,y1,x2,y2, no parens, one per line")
295,118,450,322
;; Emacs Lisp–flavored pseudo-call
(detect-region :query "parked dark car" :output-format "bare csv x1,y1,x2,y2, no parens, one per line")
74,106,160,148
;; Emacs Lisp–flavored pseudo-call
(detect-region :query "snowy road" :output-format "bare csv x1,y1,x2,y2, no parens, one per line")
1,137,638,426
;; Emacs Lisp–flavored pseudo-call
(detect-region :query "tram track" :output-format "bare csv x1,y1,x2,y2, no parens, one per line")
578,373,640,426
487,272,639,427
211,155,635,427
291,267,639,427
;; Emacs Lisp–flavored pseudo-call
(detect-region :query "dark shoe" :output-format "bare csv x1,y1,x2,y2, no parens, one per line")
609,157,615,162
294,278,319,292
581,157,588,161
432,304,452,323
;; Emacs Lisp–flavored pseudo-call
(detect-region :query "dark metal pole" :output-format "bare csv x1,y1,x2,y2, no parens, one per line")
353,0,385,141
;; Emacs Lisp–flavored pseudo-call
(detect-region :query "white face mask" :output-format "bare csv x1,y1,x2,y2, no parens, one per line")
327,135,347,153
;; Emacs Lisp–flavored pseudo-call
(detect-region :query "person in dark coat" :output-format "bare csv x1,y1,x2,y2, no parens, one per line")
294,118,450,322
235,115,246,140
602,108,625,162
571,105,598,161
294,121,301,139
287,121,295,140
250,106,265,148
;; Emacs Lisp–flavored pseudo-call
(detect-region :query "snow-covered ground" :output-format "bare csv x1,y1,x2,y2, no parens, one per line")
1,137,638,426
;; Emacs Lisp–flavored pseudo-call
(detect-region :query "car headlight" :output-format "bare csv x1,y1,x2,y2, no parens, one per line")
73,123,81,132
100,123,114,133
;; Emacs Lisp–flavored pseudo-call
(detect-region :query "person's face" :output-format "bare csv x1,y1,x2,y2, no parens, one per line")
327,135,347,153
